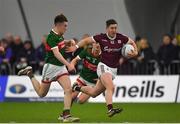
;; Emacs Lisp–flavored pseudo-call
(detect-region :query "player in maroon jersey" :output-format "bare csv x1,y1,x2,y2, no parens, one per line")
67,19,138,117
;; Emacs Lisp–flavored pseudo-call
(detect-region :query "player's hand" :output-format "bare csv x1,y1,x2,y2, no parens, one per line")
127,40,138,58
65,45,77,53
67,63,76,73
127,49,138,58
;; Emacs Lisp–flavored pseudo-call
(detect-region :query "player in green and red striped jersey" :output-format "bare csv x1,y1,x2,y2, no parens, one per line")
18,14,79,123
58,43,101,121
71,42,101,104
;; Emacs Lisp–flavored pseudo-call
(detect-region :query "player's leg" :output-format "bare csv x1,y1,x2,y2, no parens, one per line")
57,75,80,122
72,78,93,104
71,80,83,103
72,90,80,102
57,75,71,114
100,72,114,107
73,80,105,98
77,93,90,104
58,89,79,121
97,63,123,117
18,66,50,97
30,77,50,97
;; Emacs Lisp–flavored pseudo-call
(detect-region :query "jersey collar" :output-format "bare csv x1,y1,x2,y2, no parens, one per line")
52,29,59,35
106,33,116,40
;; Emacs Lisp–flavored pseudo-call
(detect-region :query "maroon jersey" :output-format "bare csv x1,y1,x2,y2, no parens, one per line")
93,33,128,68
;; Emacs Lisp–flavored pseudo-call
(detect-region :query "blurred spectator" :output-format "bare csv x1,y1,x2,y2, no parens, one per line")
136,38,156,74
134,35,142,52
4,33,14,47
11,35,23,66
176,34,180,46
172,36,180,59
117,58,137,75
16,40,36,74
170,36,180,74
0,46,4,53
0,39,12,75
36,35,46,74
157,34,178,74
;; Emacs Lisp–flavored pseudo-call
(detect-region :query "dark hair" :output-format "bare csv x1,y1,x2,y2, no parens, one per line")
54,14,68,25
24,40,34,48
1,38,8,44
135,35,141,41
106,19,117,27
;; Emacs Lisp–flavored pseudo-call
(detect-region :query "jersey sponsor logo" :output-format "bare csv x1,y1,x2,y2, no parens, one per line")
103,46,121,53
92,58,97,63
83,60,97,71
102,39,108,42
118,40,122,44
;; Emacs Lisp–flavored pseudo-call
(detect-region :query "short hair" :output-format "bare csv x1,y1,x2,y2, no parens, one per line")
106,19,117,27
54,14,68,25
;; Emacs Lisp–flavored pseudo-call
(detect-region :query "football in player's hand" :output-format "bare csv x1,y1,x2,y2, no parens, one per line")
121,44,135,58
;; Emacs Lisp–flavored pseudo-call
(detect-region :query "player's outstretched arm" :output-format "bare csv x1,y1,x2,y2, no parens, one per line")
77,37,94,48
66,37,94,53
70,56,81,67
52,47,76,72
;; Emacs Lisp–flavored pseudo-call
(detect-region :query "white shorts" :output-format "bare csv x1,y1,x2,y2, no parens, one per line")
97,62,117,80
76,76,95,87
42,63,68,83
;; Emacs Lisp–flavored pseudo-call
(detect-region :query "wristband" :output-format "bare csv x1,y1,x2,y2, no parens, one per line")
75,45,79,49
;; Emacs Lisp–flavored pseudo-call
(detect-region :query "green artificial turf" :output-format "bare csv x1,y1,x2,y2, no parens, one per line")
0,102,180,123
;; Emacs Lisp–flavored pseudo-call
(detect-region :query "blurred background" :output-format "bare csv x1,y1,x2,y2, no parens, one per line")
0,0,180,122
0,0,180,75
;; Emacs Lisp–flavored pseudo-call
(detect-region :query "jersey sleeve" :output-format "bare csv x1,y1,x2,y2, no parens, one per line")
46,36,61,49
92,34,102,43
77,49,87,59
121,34,129,44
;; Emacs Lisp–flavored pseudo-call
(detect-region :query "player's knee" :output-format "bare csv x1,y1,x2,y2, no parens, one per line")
100,73,113,84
